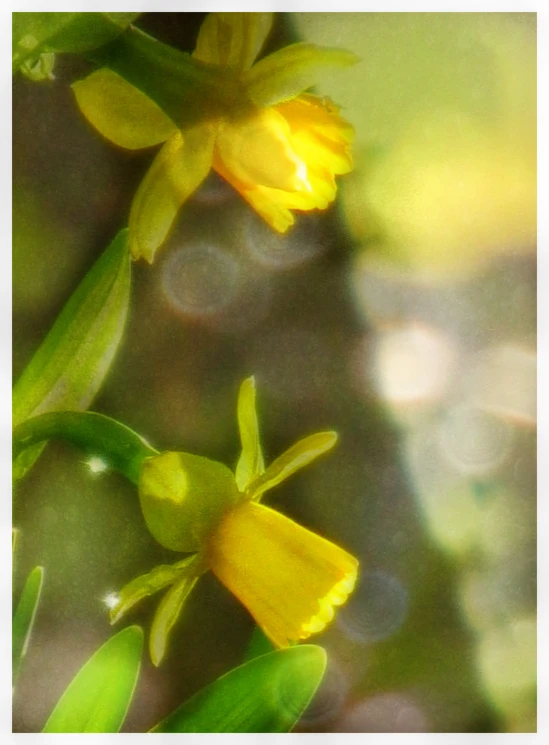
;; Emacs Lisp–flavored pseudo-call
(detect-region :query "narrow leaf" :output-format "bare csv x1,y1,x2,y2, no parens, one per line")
12,528,19,570
235,376,265,491
12,230,131,482
13,411,158,485
152,645,327,733
12,566,44,686
247,431,338,502
243,42,360,107
43,626,143,733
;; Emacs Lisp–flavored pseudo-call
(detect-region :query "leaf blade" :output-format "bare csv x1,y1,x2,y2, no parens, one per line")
152,645,327,733
12,566,44,686
242,625,276,663
12,229,131,482
43,626,143,733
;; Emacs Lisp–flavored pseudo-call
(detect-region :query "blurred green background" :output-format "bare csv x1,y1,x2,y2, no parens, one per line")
13,12,536,733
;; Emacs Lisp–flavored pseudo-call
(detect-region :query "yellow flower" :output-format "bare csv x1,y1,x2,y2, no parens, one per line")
110,377,358,665
72,13,358,262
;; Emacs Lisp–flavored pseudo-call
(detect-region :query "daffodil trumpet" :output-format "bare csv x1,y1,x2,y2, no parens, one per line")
13,378,359,666
73,12,358,263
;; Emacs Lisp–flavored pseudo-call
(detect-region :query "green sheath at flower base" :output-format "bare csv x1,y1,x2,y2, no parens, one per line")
138,451,241,553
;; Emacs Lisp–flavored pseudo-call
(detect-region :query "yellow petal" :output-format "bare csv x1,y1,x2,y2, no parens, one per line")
193,12,273,70
208,501,358,647
215,106,309,193
247,432,338,502
72,68,177,150
213,153,296,233
129,124,215,263
235,376,265,492
277,95,354,176
149,569,201,666
243,42,360,107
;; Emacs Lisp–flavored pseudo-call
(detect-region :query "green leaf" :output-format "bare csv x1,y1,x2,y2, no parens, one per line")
13,411,158,485
243,42,360,107
12,566,44,686
43,625,143,733
242,625,276,663
247,431,338,502
235,376,265,491
12,230,131,482
12,528,19,570
13,12,141,73
152,645,327,733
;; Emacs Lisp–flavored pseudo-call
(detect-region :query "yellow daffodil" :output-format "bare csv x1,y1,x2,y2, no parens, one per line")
72,12,358,263
109,377,358,665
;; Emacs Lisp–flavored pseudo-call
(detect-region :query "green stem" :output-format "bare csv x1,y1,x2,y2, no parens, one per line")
13,411,158,485
86,25,220,129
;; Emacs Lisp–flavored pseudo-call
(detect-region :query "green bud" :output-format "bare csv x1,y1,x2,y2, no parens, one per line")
138,451,240,552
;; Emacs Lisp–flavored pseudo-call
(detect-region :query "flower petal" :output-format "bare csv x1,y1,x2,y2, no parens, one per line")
72,68,177,150
247,432,338,502
215,107,309,192
243,42,360,107
235,376,265,492
193,12,273,70
208,501,358,647
277,95,354,176
213,155,296,233
109,554,198,624
149,568,201,666
129,124,215,263
213,94,354,233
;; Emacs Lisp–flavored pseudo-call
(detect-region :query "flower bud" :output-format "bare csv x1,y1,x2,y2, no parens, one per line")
138,451,240,552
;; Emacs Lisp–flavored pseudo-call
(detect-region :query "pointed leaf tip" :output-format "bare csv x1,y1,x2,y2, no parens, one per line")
43,625,143,733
